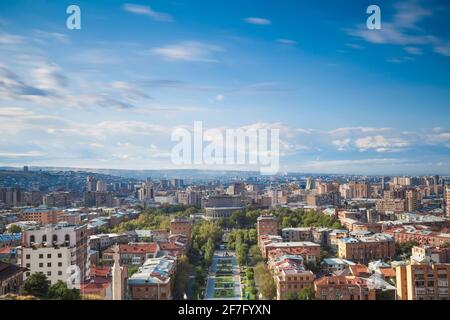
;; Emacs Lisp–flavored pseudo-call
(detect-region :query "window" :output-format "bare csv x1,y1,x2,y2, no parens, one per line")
39,254,43,259
42,235,47,242
47,263,51,267
39,263,43,268
65,234,70,243
26,272,30,277
30,235,35,243
26,263,30,268
58,271,62,276
58,253,62,258
26,254,30,259
53,235,58,243
58,262,62,267
47,254,51,259
47,271,51,276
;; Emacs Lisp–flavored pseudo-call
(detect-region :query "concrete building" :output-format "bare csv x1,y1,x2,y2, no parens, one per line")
128,256,175,300
257,215,278,237
43,192,70,208
337,233,395,263
396,262,450,300
314,275,376,300
203,194,244,219
102,243,160,266
446,185,450,218
0,261,26,296
268,252,315,300
281,227,313,242
19,208,62,225
170,217,192,244
20,224,88,285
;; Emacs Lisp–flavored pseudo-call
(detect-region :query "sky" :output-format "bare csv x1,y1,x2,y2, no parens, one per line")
0,0,449,175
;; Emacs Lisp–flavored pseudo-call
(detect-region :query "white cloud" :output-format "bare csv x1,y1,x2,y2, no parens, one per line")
244,17,272,25
404,46,423,55
277,39,297,45
332,138,351,151
215,94,225,101
0,32,24,44
346,1,450,58
355,135,410,152
151,41,223,62
123,3,173,22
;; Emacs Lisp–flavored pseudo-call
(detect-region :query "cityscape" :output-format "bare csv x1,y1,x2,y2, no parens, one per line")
1,0,450,306
1,168,450,301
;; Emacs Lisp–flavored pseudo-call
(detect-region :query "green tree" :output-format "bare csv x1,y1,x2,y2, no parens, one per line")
204,238,215,266
21,273,50,298
395,241,419,258
249,245,263,265
48,280,81,300
127,266,139,278
298,287,315,300
7,224,22,233
284,291,298,300
173,255,193,299
254,262,276,299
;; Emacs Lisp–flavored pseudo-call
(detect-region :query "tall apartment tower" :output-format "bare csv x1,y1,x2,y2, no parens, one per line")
406,189,419,212
86,176,97,192
96,180,107,192
445,185,450,218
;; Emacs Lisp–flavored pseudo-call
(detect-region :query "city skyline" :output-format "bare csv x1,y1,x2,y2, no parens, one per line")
0,0,450,174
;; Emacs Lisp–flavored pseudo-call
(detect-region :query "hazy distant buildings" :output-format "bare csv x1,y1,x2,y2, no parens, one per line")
43,192,70,208
86,176,97,192
445,185,450,218
203,194,244,219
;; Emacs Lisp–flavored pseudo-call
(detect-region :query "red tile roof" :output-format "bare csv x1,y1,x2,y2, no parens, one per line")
104,243,158,255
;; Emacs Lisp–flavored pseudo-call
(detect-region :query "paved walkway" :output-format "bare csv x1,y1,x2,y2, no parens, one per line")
204,250,242,300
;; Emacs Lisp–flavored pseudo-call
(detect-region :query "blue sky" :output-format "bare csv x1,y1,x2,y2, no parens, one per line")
0,0,449,174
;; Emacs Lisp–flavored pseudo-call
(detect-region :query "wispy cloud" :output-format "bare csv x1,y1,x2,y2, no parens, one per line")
244,17,272,25
32,29,70,44
123,3,173,22
346,0,450,58
276,38,297,45
0,32,24,44
151,41,223,62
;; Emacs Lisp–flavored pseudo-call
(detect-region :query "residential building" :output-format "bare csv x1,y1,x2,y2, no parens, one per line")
314,275,376,300
396,262,450,300
20,224,88,285
337,233,395,263
0,261,26,295
128,256,175,300
102,243,160,266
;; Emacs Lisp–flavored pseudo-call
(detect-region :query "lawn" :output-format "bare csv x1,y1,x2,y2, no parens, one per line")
214,288,234,298
215,276,233,283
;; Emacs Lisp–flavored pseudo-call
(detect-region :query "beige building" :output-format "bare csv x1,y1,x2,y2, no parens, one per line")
396,262,450,300
337,233,395,263
314,275,376,300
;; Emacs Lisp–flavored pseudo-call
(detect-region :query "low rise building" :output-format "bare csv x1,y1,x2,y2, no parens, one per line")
128,256,175,300
102,243,160,266
337,233,395,263
314,275,376,300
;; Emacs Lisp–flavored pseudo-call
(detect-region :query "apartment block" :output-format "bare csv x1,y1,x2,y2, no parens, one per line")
337,233,395,263
20,224,88,285
396,263,450,300
128,256,175,300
